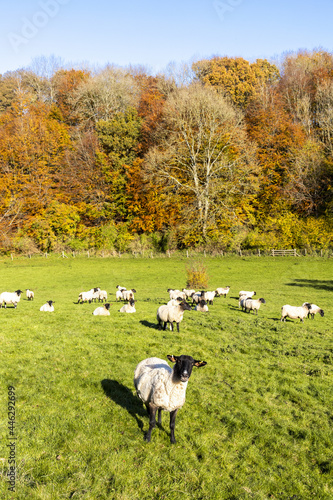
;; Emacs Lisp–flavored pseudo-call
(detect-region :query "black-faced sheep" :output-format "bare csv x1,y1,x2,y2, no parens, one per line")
303,303,324,319
119,299,136,313
26,289,34,300
195,299,208,312
0,290,23,309
157,301,191,332
244,297,266,315
134,355,207,443
281,303,311,322
40,300,54,312
93,303,111,316
215,286,230,298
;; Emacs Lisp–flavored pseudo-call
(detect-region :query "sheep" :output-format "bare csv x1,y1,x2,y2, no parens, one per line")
116,290,123,302
239,294,248,310
215,286,230,298
168,289,186,301
157,301,192,332
191,291,204,305
93,303,111,316
26,289,34,301
195,299,208,312
116,285,126,292
0,290,23,309
303,303,324,319
202,290,216,305
239,290,256,298
182,288,196,300
78,287,100,304
91,287,101,302
281,303,311,322
40,300,54,312
134,354,207,443
122,289,137,301
119,299,136,313
167,297,183,307
244,297,266,315
98,290,108,302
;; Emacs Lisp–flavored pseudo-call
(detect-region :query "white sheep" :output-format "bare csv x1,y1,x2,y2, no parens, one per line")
239,290,256,298
191,291,204,305
203,291,216,305
195,299,208,312
157,301,192,332
281,303,311,322
116,285,126,291
40,300,54,312
116,290,123,302
244,297,266,315
167,297,183,307
93,303,111,316
78,287,100,304
122,289,137,301
239,294,248,310
168,289,186,301
134,354,207,443
26,289,34,300
182,288,196,300
98,290,108,302
215,286,230,298
119,299,136,313
303,303,324,319
0,290,23,309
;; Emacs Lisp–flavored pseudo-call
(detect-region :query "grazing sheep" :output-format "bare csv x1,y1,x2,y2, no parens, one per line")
0,290,23,309
157,301,192,332
191,291,204,305
203,291,216,305
168,289,186,301
281,303,311,322
40,300,54,312
215,286,230,298
122,289,137,301
98,290,108,302
119,299,136,313
116,285,126,291
93,303,111,316
78,287,100,304
195,299,208,312
239,290,256,298
134,354,207,443
303,303,324,319
26,289,34,301
244,297,266,315
182,288,196,300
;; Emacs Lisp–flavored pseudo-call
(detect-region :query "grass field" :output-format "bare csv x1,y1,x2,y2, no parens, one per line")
0,254,332,499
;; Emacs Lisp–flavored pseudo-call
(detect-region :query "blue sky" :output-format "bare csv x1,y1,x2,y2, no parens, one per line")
1,0,333,75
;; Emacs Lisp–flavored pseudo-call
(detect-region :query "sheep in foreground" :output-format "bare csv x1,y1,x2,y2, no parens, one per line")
195,299,208,312
26,289,34,300
119,299,136,313
157,301,192,332
215,286,230,298
244,297,266,315
281,303,311,322
134,355,207,443
303,303,324,319
40,300,54,312
0,290,23,309
93,303,111,316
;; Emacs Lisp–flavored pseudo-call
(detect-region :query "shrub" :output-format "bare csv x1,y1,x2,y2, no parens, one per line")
186,260,209,288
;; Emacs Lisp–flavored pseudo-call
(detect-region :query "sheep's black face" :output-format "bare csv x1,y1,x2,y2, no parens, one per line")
180,301,192,311
168,355,207,382
320,309,324,317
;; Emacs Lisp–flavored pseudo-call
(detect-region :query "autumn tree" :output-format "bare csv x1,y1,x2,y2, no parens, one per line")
144,83,259,243
192,56,280,108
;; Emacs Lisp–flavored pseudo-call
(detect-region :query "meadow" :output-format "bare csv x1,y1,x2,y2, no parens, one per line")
0,254,332,500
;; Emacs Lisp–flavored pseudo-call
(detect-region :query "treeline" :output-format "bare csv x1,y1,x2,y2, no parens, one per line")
0,50,333,254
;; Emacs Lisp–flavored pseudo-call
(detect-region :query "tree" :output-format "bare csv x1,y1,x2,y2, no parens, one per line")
144,83,259,242
192,56,280,108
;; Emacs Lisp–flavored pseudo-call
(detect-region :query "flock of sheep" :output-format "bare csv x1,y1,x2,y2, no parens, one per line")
0,282,324,444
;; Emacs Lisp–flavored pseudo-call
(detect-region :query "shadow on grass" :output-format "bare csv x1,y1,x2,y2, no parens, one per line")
286,279,333,292
101,379,146,434
140,320,158,329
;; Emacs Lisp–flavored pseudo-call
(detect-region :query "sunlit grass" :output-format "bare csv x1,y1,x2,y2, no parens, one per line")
0,254,332,499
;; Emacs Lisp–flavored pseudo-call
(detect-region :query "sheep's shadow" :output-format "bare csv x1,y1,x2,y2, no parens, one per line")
101,379,147,434
140,320,158,329
286,279,333,292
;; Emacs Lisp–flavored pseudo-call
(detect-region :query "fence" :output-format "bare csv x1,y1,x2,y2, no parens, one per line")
271,249,300,257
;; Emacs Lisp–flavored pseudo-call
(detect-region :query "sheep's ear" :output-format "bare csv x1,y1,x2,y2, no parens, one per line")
167,355,177,363
193,360,207,368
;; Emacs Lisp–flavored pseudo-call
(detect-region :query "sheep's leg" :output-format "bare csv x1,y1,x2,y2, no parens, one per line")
169,409,178,444
176,322,180,333
145,403,157,442
170,322,174,332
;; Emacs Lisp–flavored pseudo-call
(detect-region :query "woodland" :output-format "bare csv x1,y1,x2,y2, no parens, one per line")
0,49,333,255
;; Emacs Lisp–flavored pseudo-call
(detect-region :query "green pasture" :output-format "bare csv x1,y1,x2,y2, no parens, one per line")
0,254,332,499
